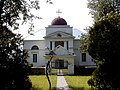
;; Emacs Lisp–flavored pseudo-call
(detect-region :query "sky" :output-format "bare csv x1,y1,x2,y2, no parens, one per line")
18,0,94,37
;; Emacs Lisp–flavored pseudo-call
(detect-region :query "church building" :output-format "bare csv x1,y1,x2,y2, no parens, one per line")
23,16,96,75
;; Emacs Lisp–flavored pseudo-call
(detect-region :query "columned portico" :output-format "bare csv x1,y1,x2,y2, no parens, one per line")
44,16,76,75
44,55,75,75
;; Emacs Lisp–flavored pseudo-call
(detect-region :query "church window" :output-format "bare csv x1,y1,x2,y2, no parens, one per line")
31,45,39,50
55,41,64,47
66,41,69,50
50,41,52,50
57,33,62,37
33,54,37,62
82,53,86,62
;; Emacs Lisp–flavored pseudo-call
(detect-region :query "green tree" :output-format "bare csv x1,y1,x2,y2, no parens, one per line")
0,0,41,90
80,33,89,52
87,0,120,20
0,0,40,34
88,13,120,90
80,0,120,53
0,28,32,90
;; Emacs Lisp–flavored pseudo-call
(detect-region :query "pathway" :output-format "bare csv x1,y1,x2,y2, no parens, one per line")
56,69,70,90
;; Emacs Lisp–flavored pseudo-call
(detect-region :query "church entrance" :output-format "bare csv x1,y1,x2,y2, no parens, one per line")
55,59,64,69
50,59,74,75
50,59,68,75
52,59,68,69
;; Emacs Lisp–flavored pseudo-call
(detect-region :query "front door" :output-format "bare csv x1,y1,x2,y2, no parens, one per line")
55,59,64,69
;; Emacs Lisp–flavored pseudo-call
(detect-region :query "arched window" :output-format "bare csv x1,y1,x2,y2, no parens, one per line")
31,45,39,50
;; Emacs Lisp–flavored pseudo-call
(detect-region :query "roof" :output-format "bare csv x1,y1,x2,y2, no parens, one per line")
51,16,67,25
23,28,85,40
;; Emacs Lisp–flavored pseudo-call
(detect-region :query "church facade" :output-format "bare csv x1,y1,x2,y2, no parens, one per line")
23,16,96,75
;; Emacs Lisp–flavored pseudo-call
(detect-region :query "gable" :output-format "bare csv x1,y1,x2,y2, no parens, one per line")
43,31,75,38
54,45,70,55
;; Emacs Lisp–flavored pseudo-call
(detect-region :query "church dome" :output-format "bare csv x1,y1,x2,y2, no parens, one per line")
51,16,67,25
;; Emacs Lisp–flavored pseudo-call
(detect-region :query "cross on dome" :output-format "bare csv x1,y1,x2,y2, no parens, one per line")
51,9,67,25
56,9,62,16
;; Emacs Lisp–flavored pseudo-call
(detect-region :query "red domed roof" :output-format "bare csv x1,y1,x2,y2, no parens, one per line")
51,16,67,25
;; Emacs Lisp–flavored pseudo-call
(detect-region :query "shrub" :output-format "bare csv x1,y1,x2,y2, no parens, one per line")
30,67,45,75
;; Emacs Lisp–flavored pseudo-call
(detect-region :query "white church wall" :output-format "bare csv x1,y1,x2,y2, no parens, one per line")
67,58,74,75
45,39,51,50
68,38,74,54
74,50,81,66
73,40,81,66
23,40,46,67
46,26,73,35
73,40,96,67
80,53,96,66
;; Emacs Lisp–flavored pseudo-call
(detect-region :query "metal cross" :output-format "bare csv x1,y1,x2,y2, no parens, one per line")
56,9,62,16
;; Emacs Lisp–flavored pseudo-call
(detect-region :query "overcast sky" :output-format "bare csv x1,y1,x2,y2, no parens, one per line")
18,0,93,37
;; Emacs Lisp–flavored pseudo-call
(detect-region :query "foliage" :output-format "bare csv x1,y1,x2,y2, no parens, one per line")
0,0,40,34
0,0,41,90
87,0,120,20
88,13,120,89
80,33,90,52
46,56,53,90
30,67,45,75
81,0,120,53
0,28,32,90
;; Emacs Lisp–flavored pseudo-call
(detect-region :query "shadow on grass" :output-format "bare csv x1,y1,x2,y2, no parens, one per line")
51,87,56,90
30,86,42,90
30,86,56,90
69,86,93,90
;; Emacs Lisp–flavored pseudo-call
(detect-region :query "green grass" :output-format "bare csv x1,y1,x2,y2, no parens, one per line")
51,69,57,75
29,74,93,90
51,69,68,75
64,76,92,90
62,69,68,75
29,75,57,90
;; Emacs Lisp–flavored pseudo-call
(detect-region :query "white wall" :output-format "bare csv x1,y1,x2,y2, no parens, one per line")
46,25,73,35
73,40,96,66
23,40,46,67
73,40,80,66
79,53,96,66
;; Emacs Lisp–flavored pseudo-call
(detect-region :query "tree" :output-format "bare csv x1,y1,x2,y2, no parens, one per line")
80,0,120,53
0,28,32,90
87,0,120,20
0,0,53,89
46,56,53,90
88,13,120,89
0,0,40,34
80,33,89,52
0,0,41,90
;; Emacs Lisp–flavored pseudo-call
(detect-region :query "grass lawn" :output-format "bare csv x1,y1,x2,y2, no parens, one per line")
29,75,57,90
64,76,92,90
51,69,68,75
29,71,93,90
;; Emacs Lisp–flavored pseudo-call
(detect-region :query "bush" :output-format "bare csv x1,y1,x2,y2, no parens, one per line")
30,67,45,75
74,66,95,76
